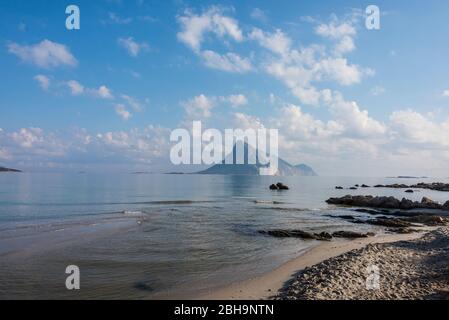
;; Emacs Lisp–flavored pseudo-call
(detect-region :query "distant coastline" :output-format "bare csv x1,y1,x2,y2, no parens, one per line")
0,166,21,173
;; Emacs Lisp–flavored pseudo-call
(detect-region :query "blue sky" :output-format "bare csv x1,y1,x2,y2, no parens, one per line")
1,0,449,176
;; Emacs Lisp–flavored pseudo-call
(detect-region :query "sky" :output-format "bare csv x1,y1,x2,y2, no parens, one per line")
1,0,449,176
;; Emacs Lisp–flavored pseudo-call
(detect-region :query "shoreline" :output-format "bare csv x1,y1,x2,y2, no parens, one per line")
196,230,431,300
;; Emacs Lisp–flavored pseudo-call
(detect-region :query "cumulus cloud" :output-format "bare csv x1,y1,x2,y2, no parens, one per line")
34,75,50,90
118,37,149,57
115,104,132,120
177,7,243,51
227,94,248,108
177,7,251,73
67,80,85,95
7,39,77,68
182,94,215,119
200,50,252,73
390,110,449,147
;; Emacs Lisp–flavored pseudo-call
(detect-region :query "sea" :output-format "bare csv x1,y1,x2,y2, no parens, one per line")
0,173,448,299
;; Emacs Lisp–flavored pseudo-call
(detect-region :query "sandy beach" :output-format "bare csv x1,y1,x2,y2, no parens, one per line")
199,228,446,300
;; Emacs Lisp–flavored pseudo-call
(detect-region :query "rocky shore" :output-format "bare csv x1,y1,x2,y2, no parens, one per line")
326,194,449,210
277,227,449,300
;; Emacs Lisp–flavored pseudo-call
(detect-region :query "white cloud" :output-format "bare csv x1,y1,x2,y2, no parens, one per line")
7,39,77,68
390,110,449,147
118,37,149,57
442,90,449,97
90,85,114,99
34,75,50,90
233,112,265,130
177,7,243,52
120,94,146,111
177,7,251,73
115,104,132,120
200,50,252,73
249,28,291,56
67,80,85,95
227,94,248,108
326,92,387,137
107,12,132,25
182,94,215,119
317,58,362,86
11,128,44,148
315,21,356,39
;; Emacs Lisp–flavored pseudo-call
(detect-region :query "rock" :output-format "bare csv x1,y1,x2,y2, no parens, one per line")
405,189,414,193
335,186,344,190
374,184,385,188
399,198,415,210
314,232,333,241
259,229,315,239
326,195,447,211
386,227,419,234
276,182,289,190
444,201,449,210
349,187,358,190
367,218,412,228
269,184,279,190
406,215,448,226
354,208,387,215
361,184,370,188
332,231,373,239
355,184,360,187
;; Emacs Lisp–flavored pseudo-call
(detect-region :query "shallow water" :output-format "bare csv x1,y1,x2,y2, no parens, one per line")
0,173,448,299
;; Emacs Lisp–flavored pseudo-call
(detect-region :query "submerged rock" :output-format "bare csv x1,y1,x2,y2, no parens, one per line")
332,231,374,239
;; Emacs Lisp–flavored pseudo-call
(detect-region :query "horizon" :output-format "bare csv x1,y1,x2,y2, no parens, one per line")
2,0,449,176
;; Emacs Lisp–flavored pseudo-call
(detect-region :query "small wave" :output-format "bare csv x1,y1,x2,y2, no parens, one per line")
257,207,312,212
254,200,284,205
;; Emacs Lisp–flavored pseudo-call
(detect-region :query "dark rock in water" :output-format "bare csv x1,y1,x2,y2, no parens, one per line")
361,184,370,188
259,229,316,239
326,195,447,211
349,187,358,190
276,182,289,190
386,227,420,234
405,189,414,193
367,218,413,228
354,184,360,187
335,186,344,190
375,182,449,192
374,184,385,188
399,198,415,210
406,215,448,226
269,184,279,190
332,231,374,239
314,232,333,241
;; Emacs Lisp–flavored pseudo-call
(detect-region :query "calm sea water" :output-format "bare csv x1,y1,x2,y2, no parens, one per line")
0,173,448,299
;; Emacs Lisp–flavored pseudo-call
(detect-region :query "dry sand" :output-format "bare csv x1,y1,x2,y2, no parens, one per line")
198,230,432,300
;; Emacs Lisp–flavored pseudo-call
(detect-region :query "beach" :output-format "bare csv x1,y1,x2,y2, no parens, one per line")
197,230,431,299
